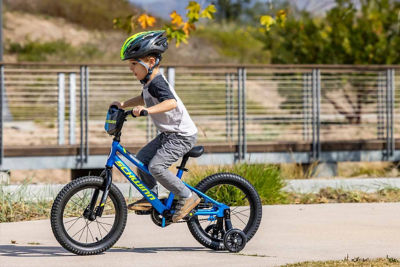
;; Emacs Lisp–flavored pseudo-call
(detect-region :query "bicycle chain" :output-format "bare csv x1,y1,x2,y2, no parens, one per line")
176,217,209,224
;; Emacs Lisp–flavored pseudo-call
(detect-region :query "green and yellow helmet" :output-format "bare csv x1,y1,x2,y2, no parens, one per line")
120,30,168,61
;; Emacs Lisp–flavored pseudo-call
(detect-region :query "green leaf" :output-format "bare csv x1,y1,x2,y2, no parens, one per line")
200,4,217,20
186,1,201,23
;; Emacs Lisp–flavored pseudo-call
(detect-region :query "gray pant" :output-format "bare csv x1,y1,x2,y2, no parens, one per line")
136,132,197,198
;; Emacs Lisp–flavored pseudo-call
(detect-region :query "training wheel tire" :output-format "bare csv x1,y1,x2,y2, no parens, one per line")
223,228,247,252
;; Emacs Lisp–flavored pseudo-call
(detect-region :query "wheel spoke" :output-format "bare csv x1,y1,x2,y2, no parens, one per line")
64,216,82,225
96,221,113,227
232,213,247,226
96,221,103,239
66,216,83,231
96,219,110,233
231,208,250,217
62,186,117,245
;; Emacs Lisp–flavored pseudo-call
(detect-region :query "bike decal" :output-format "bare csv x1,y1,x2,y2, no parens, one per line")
115,161,156,200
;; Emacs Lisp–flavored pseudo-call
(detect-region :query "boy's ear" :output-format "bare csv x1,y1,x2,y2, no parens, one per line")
149,56,156,68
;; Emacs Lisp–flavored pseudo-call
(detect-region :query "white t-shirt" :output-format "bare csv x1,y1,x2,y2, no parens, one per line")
141,73,198,136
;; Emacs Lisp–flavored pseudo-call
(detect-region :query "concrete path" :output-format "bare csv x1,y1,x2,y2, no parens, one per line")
4,177,400,201
1,203,400,267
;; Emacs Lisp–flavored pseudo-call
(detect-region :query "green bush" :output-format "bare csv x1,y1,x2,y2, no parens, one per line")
186,163,288,205
7,40,102,62
194,23,269,64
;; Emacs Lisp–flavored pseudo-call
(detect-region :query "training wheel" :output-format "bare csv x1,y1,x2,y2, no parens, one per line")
223,228,247,252
205,224,225,240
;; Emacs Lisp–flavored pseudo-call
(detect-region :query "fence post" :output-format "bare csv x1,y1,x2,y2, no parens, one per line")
242,68,247,159
167,67,175,89
385,68,395,159
311,68,321,161
391,69,395,156
58,73,65,145
84,66,89,163
69,73,76,145
236,67,247,162
0,65,3,168
79,66,84,166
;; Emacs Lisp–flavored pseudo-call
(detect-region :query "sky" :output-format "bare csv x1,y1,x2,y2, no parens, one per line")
128,0,340,19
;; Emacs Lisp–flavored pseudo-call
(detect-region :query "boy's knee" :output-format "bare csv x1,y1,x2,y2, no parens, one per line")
148,162,166,177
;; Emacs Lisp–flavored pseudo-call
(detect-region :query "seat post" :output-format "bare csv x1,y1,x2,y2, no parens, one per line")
177,155,190,172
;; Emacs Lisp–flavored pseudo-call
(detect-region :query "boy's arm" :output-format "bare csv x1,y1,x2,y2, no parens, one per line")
121,94,145,108
133,99,177,116
147,99,177,114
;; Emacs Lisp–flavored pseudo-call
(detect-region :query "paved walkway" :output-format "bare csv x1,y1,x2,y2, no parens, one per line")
4,177,400,201
1,203,400,267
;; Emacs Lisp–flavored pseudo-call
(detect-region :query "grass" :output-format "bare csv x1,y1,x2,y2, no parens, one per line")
2,164,400,222
0,182,52,222
286,187,400,204
281,255,400,266
338,162,399,178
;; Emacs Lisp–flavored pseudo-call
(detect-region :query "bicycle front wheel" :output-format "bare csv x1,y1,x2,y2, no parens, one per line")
51,176,127,255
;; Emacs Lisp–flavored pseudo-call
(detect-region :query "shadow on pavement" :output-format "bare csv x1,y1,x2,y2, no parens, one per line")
0,245,72,257
0,245,222,257
129,246,219,254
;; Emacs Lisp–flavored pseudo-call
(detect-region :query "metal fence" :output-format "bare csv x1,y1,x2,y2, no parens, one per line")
0,63,399,168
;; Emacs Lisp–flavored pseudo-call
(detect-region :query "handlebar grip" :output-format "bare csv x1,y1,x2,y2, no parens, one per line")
140,110,148,117
131,109,148,118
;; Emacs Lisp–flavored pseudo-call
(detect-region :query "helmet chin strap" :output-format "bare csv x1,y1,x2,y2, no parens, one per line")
138,57,161,85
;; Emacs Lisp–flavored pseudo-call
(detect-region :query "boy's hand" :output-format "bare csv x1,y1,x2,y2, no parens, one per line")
110,101,123,109
132,106,147,117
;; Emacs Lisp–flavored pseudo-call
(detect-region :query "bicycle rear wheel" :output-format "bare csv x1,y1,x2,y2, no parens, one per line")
187,172,262,250
51,176,127,255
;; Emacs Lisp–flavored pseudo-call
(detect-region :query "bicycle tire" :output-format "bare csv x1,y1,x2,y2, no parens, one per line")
51,176,127,255
187,172,262,250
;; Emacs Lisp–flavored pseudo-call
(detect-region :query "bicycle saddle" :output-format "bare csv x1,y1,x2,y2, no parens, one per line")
185,146,204,158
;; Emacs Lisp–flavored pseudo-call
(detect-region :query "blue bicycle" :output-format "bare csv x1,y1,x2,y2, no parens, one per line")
51,107,262,255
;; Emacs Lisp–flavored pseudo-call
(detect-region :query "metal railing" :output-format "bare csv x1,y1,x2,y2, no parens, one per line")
0,63,399,169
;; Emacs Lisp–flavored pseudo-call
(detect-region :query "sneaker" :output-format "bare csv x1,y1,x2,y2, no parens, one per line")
172,193,201,223
127,197,152,211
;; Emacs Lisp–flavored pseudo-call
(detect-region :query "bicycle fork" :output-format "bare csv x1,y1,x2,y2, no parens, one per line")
84,167,112,220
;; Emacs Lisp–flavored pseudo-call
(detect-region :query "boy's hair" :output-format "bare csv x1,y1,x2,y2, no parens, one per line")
140,53,161,64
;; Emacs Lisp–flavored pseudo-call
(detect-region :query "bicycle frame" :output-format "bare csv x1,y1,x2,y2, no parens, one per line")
99,139,229,227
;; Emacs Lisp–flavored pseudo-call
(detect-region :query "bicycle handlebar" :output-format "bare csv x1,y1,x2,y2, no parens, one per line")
109,105,148,118
130,109,148,118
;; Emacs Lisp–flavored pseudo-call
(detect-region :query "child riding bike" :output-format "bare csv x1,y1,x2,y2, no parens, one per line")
50,30,262,255
110,30,200,222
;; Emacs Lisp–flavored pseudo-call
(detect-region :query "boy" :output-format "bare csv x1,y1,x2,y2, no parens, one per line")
111,30,200,222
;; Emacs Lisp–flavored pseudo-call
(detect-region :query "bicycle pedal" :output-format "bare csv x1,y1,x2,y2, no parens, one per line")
135,210,152,215
183,209,196,221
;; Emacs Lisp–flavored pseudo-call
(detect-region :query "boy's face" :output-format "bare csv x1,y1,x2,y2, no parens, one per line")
128,59,148,80
128,56,156,81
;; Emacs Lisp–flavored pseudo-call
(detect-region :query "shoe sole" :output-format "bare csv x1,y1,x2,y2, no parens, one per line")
172,196,201,222
127,205,152,211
